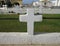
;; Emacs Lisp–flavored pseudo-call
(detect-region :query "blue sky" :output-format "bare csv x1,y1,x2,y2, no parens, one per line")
23,0,38,4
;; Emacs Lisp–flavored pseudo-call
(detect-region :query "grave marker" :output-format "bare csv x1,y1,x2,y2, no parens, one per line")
19,8,42,35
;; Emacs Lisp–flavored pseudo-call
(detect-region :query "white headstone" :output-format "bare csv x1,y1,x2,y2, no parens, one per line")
39,1,43,14
19,8,42,35
3,5,7,10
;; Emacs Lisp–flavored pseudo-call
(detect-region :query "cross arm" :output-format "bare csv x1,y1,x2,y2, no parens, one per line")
34,15,42,22
19,15,28,22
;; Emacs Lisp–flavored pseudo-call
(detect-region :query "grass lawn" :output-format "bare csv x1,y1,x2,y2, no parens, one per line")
43,14,60,18
0,14,19,18
0,14,60,32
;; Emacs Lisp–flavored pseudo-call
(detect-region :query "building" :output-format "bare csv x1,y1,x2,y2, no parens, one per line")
33,0,50,7
40,0,60,6
50,0,60,6
33,0,60,7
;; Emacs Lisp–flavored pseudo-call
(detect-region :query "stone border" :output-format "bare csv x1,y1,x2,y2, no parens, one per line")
0,32,60,44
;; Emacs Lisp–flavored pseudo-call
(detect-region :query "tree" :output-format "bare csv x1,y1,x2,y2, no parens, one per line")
6,0,12,7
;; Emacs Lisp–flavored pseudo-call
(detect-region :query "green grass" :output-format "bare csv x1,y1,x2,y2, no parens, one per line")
0,14,60,32
0,20,27,32
35,19,60,32
0,14,19,18
43,14,60,18
0,14,60,18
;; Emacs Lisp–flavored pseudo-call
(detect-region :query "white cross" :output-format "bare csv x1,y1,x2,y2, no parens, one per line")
19,8,42,35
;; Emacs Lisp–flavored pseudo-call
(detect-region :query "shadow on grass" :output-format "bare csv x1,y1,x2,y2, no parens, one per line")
34,32,60,35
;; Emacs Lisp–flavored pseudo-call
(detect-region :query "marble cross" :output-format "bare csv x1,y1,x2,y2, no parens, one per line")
19,8,42,35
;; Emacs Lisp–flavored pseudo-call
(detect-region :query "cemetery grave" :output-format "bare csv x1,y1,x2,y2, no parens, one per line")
0,0,60,45
0,8,60,44
0,13,60,32
19,8,42,35
0,3,60,32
